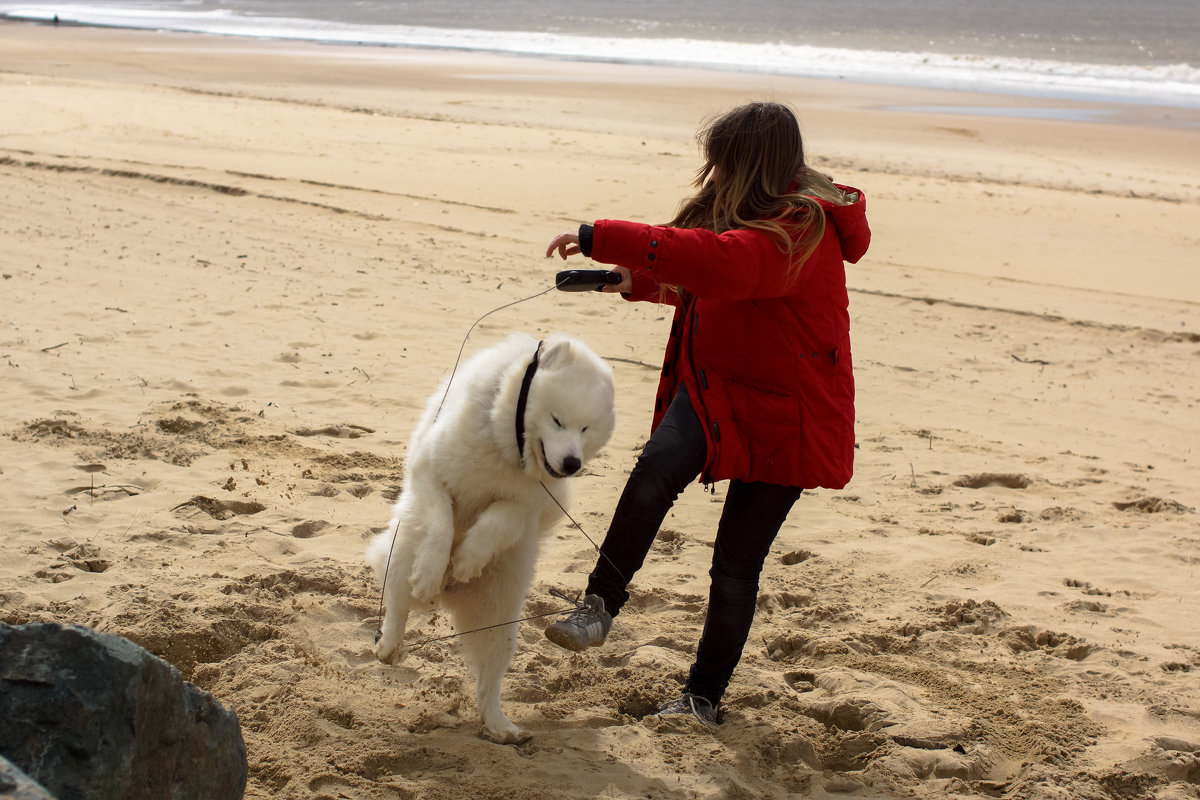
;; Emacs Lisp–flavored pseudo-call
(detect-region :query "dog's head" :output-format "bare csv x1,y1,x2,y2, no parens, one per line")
524,335,615,480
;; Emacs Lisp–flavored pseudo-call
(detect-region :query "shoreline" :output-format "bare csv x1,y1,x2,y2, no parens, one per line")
3,17,1200,118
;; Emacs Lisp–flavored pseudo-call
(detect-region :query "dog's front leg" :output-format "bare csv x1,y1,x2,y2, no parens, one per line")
408,479,457,604
451,500,533,585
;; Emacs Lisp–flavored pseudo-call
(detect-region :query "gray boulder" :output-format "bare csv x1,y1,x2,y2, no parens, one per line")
0,623,246,800
0,756,56,800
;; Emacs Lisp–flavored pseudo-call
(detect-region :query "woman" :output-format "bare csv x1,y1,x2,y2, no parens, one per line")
544,101,870,725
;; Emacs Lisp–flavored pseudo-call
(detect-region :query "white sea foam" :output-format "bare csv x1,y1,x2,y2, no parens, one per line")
3,3,1198,107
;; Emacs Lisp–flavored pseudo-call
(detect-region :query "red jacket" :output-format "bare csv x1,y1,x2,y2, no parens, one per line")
588,187,870,489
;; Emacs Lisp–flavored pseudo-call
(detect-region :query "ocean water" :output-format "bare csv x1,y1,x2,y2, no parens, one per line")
2,0,1197,107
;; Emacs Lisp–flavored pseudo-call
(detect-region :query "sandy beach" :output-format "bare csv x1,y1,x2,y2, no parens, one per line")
2,22,1199,800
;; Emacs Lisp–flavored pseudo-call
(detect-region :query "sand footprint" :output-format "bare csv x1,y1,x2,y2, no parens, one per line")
998,625,1094,659
293,424,375,439
290,520,331,539
651,528,687,556
782,668,987,779
780,549,816,565
1119,738,1200,784
952,473,1031,489
172,495,266,520
1113,497,1193,514
1063,578,1111,596
61,543,111,574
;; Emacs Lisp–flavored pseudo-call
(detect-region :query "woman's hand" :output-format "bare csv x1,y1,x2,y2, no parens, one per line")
601,266,632,293
545,233,631,293
545,232,581,260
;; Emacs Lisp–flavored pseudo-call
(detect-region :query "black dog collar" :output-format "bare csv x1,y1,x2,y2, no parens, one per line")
514,340,543,466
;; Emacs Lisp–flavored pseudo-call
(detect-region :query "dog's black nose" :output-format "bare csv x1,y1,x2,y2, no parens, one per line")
561,456,582,475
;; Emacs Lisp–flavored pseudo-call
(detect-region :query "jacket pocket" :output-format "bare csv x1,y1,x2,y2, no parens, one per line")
728,378,800,422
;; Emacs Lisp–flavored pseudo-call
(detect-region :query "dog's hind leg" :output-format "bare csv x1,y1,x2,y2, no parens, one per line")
448,534,539,744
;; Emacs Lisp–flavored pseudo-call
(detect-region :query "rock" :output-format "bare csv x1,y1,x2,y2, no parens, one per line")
0,623,246,800
0,756,56,800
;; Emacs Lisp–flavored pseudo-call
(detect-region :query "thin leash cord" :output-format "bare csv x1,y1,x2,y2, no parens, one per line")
434,280,565,419
405,590,580,651
374,275,598,647
539,481,624,578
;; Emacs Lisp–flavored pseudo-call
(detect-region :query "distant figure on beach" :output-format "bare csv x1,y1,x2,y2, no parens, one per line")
544,101,871,726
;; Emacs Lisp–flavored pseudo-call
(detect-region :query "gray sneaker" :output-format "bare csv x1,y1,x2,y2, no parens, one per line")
545,593,612,651
652,692,720,727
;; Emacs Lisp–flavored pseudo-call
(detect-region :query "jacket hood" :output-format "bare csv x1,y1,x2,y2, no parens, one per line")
819,185,870,264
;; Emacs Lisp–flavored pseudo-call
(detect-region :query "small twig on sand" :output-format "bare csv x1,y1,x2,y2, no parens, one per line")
606,356,659,370
41,342,69,353
121,508,143,538
1011,354,1050,365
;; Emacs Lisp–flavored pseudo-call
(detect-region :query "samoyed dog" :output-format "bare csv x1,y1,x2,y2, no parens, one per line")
367,332,615,743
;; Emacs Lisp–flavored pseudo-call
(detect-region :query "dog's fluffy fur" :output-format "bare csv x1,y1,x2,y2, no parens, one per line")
367,332,615,743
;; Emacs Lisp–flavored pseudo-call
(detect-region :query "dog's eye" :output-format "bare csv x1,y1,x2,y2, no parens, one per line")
582,426,588,433
552,416,563,428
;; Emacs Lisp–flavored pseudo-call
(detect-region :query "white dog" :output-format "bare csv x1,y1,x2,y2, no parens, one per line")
367,332,615,743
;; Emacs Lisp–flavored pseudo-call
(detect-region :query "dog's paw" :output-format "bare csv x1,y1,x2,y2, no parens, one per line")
451,550,490,584
374,637,406,665
482,719,530,745
408,573,442,604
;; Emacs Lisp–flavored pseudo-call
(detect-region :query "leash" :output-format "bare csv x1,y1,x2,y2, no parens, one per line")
433,283,560,420
405,588,584,652
433,267,620,419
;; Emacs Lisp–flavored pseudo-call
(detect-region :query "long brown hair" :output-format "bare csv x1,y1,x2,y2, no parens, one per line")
668,102,854,289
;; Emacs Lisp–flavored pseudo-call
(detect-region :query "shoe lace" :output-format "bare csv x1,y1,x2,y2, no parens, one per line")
552,587,609,618
549,588,600,621
549,587,582,607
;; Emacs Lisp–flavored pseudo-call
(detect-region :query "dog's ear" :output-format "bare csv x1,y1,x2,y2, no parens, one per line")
538,338,573,370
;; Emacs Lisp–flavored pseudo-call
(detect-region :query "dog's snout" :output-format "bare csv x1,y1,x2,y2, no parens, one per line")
561,456,582,475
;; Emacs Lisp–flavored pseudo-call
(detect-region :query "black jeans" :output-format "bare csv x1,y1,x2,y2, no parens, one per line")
585,386,803,705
